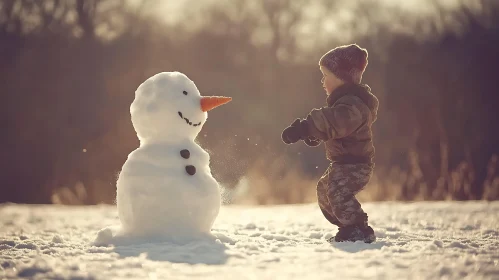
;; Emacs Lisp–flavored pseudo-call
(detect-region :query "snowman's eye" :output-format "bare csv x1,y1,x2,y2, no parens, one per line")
183,90,188,95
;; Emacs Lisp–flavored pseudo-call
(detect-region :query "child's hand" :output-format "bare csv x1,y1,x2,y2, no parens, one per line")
281,119,306,144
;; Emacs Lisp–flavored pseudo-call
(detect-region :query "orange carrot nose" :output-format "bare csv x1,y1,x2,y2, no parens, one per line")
200,96,232,112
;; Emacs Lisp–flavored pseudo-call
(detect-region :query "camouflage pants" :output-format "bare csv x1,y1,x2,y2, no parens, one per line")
317,162,374,227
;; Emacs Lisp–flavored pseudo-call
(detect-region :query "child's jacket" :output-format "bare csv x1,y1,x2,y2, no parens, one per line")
304,83,379,164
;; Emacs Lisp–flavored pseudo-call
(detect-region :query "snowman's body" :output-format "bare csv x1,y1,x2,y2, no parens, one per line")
113,72,230,242
117,140,220,238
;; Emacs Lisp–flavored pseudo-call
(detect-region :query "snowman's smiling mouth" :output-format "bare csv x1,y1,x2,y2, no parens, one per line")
178,111,202,127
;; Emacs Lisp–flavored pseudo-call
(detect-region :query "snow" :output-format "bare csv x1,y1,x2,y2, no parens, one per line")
1,201,498,279
113,72,230,244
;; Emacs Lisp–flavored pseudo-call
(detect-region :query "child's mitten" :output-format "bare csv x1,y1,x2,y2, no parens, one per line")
281,119,308,144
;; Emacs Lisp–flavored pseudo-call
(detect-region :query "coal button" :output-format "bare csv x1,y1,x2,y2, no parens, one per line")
180,149,190,159
186,165,196,175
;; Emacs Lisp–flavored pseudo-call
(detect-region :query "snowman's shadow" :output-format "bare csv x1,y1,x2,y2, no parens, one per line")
111,237,229,265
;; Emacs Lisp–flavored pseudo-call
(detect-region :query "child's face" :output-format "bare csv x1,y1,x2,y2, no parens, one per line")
320,66,344,95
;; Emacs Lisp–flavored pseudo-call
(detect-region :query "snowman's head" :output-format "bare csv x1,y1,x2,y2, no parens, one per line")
131,72,231,143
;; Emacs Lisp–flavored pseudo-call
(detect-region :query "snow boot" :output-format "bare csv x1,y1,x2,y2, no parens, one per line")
330,224,376,243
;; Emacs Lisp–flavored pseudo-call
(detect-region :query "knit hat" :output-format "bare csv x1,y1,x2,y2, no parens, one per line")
319,44,368,84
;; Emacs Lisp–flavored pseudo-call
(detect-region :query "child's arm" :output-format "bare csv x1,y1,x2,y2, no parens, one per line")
303,99,363,141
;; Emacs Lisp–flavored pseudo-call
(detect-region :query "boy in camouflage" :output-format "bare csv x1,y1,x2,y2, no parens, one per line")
281,44,379,243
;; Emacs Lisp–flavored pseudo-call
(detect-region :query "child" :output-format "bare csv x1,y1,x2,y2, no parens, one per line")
281,44,379,243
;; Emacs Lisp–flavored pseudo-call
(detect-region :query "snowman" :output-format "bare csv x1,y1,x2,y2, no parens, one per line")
110,72,231,243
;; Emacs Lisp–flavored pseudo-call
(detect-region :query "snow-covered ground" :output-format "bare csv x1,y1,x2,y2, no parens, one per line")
1,201,498,279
